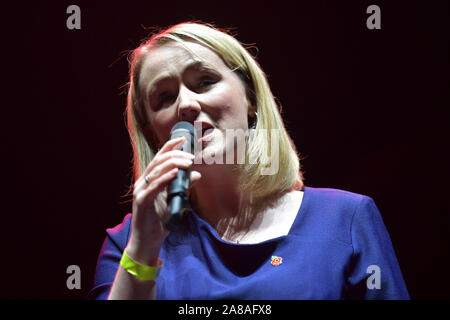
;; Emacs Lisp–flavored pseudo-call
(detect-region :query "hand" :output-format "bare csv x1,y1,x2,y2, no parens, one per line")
126,136,201,265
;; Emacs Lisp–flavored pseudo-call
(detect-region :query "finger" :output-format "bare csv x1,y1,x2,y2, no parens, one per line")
153,149,195,167
141,150,194,181
139,167,179,204
158,136,186,154
189,171,202,188
137,157,194,190
140,138,190,178
149,158,193,183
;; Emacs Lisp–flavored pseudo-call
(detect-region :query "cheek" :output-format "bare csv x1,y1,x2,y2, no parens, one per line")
213,84,249,127
149,111,174,148
223,103,248,127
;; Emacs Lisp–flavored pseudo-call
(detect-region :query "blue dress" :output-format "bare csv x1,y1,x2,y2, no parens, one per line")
88,186,409,299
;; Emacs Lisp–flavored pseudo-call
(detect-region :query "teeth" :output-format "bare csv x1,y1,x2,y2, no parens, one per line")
202,124,211,136
194,122,213,138
203,126,213,137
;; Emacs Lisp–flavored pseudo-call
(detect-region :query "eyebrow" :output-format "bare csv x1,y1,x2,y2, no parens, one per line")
145,60,218,96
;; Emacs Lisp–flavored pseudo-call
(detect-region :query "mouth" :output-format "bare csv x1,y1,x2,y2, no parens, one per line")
195,121,215,142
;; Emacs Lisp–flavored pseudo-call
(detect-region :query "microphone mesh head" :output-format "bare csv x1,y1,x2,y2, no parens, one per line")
170,121,194,136
170,121,195,154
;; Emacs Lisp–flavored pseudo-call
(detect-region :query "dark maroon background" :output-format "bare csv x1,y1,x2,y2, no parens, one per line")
1,1,449,299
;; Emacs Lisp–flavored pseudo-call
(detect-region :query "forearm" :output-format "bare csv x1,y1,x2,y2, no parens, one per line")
107,243,161,300
108,266,157,300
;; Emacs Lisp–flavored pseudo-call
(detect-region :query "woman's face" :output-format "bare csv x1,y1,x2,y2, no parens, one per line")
138,41,255,165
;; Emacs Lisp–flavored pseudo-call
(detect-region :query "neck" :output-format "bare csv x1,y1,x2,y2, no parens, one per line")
190,164,251,237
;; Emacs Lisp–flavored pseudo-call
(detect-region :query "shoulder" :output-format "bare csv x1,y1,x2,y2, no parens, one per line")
294,186,376,243
303,186,372,215
304,186,368,202
305,186,379,224
87,214,132,300
105,213,133,250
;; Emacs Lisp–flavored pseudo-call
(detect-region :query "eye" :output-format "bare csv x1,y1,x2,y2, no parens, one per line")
158,92,176,105
197,76,217,89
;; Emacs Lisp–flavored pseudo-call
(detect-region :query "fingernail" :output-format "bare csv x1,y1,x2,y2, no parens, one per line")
173,137,184,144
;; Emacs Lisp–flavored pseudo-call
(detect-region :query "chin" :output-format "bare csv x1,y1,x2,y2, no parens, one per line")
193,143,229,166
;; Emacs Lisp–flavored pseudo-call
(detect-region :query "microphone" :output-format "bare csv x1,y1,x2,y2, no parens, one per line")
165,121,195,231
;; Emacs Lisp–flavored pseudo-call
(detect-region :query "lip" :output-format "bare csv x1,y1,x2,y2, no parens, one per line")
195,121,215,142
197,129,215,143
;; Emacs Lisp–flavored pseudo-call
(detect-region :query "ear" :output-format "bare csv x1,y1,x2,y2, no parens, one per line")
247,104,258,128
247,103,257,118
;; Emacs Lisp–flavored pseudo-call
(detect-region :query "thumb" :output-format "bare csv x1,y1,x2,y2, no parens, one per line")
189,170,202,188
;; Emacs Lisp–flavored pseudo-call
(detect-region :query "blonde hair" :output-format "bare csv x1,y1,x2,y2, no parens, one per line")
126,22,304,202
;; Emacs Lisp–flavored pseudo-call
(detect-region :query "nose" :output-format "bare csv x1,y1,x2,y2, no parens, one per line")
177,85,201,123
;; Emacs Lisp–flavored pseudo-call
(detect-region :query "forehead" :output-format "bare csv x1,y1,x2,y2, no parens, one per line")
138,41,227,91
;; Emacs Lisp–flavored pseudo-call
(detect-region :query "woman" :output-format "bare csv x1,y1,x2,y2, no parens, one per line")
88,22,409,299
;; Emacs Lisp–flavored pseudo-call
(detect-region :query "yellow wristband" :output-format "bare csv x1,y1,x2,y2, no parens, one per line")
120,251,163,281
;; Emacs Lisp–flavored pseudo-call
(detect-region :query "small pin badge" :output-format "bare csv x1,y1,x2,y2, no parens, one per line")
271,256,283,266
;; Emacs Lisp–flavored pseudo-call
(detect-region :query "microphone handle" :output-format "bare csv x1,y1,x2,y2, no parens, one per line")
165,168,191,231
164,122,195,231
